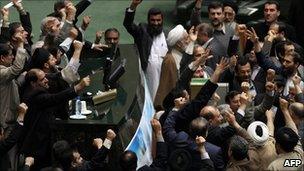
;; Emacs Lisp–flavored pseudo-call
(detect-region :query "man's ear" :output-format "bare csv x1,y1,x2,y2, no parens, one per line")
44,63,49,69
0,55,4,63
277,11,280,17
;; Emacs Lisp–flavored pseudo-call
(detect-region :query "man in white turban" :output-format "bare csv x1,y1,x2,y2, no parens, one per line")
154,25,195,109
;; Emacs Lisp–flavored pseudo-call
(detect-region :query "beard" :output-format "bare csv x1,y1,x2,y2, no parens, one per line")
283,68,295,77
211,19,221,27
147,24,163,37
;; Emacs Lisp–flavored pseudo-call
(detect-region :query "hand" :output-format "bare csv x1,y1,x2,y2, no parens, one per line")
13,32,25,48
188,26,198,42
195,0,203,8
151,119,162,135
195,136,206,147
95,30,104,44
215,57,230,73
241,82,250,93
279,97,289,111
267,29,277,42
59,8,67,21
130,0,142,10
1,8,9,18
174,97,187,110
292,75,301,86
73,40,83,51
106,129,116,141
211,92,221,102
17,103,28,121
229,55,238,69
65,2,76,20
12,0,24,11
25,157,34,167
266,69,275,82
265,109,276,121
246,27,259,43
224,108,236,126
75,76,90,93
92,43,109,51
235,24,247,37
93,138,103,149
69,28,78,40
193,48,211,67
265,81,275,92
240,92,251,106
81,15,91,30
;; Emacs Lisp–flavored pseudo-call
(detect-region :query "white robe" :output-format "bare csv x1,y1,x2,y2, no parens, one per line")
145,32,168,101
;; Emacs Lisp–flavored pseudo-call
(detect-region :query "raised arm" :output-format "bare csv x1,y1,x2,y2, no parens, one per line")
190,0,203,27
0,35,28,83
123,0,142,38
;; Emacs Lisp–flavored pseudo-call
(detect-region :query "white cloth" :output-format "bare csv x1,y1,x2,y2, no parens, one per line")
202,37,214,49
146,32,168,100
167,24,186,47
283,76,304,96
251,66,261,81
247,121,269,146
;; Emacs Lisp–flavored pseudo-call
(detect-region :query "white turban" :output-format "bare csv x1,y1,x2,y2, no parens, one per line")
247,121,269,146
167,24,187,47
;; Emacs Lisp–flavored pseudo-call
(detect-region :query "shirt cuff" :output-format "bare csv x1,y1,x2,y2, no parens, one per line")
156,135,165,142
237,108,245,117
60,37,73,52
266,91,274,96
103,138,112,149
127,8,135,12
200,152,210,160
232,35,240,40
188,62,198,71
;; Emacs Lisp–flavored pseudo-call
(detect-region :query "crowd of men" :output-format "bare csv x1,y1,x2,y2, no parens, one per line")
0,0,303,170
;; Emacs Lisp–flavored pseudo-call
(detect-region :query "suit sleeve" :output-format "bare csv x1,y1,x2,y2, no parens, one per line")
75,0,92,20
163,111,180,143
19,12,32,45
255,51,282,74
33,87,77,108
0,47,28,83
78,146,109,170
199,159,215,171
190,8,202,27
0,124,23,155
123,8,140,38
148,142,168,169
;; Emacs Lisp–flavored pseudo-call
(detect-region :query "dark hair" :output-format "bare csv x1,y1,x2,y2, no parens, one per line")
162,88,184,111
9,22,22,40
52,140,73,171
30,48,51,69
264,0,280,11
208,1,224,12
196,23,214,37
235,55,250,73
105,28,120,37
147,8,163,21
275,41,292,57
289,51,302,65
289,102,304,119
53,0,65,11
189,117,209,139
229,135,249,161
223,0,238,14
225,91,241,104
0,43,12,56
25,69,40,85
275,127,299,152
119,150,137,171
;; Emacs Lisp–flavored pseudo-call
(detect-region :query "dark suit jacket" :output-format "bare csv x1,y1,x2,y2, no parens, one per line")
252,21,297,44
138,142,168,171
0,123,23,155
123,9,153,71
73,146,110,171
163,81,224,170
20,87,78,170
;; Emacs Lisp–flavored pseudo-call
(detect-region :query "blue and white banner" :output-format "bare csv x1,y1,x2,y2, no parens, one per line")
125,65,155,169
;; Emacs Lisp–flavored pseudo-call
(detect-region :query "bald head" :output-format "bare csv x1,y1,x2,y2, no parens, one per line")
200,106,223,126
289,102,304,125
189,117,209,139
